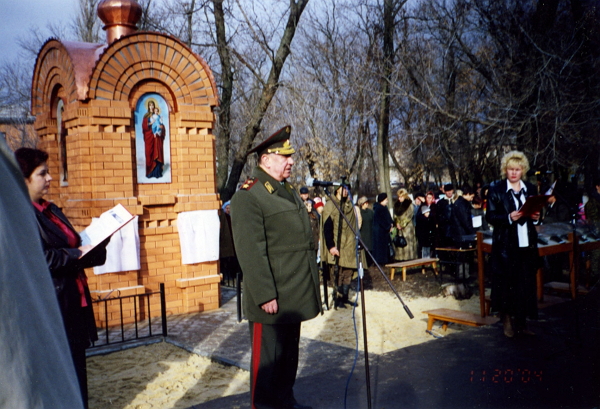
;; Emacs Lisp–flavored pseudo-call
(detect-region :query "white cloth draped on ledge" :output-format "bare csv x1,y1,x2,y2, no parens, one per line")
177,210,220,265
93,216,140,275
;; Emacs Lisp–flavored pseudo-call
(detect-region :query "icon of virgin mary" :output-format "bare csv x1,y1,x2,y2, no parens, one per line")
141,99,165,178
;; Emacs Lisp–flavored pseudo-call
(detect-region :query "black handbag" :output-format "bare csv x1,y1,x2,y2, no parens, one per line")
388,241,395,259
393,230,408,248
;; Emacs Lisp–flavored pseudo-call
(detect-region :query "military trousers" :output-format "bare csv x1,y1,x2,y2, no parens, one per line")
249,321,301,409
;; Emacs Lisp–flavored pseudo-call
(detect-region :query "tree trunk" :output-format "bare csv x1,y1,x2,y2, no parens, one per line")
212,0,234,193
377,0,395,204
220,0,310,201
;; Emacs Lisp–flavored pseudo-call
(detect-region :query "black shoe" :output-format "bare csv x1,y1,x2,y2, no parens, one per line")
335,299,347,309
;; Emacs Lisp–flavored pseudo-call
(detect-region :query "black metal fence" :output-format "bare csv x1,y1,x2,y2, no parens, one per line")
90,283,167,349
220,266,242,288
221,270,243,322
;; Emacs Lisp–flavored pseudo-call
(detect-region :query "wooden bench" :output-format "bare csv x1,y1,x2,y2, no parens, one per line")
423,308,499,331
385,257,439,281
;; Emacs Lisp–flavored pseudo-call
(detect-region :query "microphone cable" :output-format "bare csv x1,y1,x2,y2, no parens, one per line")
344,184,368,408
344,272,361,409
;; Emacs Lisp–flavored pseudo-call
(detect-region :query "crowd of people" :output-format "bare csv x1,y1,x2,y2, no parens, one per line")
292,172,600,271
293,182,486,276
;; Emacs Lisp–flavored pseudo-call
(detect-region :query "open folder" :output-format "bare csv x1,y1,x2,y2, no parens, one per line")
519,195,549,217
79,204,135,256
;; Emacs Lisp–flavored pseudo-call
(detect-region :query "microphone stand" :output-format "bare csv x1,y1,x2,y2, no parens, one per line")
321,181,414,409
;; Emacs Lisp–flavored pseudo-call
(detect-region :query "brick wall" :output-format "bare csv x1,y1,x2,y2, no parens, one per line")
32,32,221,327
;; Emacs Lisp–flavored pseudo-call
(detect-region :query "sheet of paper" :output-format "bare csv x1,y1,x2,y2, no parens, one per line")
80,204,135,247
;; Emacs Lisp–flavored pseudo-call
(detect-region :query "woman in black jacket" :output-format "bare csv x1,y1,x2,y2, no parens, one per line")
16,148,107,408
486,151,540,338
372,193,394,265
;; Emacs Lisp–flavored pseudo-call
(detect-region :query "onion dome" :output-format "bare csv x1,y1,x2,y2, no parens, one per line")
97,0,143,44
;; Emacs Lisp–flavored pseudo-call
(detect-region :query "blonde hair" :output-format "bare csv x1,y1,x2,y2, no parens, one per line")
396,188,409,199
500,150,529,178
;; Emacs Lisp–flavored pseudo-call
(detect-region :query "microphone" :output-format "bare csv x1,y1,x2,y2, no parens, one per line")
305,177,343,188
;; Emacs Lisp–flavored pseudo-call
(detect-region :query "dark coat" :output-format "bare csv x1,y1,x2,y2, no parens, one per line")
436,196,454,245
543,200,571,224
34,203,104,346
219,212,236,259
372,202,394,265
449,196,475,244
416,211,436,248
486,179,540,317
360,207,374,250
230,167,322,325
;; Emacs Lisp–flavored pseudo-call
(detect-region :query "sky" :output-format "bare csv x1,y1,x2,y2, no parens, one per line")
1,0,78,63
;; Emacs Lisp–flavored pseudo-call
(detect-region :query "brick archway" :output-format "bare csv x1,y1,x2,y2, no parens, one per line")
88,32,217,110
31,40,78,116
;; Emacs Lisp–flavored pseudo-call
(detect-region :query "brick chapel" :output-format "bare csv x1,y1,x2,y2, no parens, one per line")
31,0,221,325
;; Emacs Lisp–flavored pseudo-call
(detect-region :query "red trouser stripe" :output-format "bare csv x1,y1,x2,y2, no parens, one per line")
251,322,263,409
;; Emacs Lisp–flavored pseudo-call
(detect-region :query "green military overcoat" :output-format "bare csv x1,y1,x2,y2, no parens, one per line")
320,194,364,269
230,167,322,325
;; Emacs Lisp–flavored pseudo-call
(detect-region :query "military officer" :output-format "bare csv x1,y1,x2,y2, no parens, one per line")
230,125,322,409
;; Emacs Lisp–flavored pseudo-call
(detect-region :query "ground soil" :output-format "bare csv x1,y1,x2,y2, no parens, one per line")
361,264,447,298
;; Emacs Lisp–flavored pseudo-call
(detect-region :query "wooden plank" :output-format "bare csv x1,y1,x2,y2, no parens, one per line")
386,257,439,268
544,281,589,295
423,308,499,331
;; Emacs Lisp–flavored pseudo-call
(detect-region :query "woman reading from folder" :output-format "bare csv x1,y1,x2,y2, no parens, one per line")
486,151,541,338
15,148,108,408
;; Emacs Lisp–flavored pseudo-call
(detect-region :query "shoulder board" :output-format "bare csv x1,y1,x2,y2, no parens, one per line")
240,177,258,190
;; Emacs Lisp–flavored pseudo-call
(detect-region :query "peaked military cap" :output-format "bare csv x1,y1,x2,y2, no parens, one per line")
248,125,295,156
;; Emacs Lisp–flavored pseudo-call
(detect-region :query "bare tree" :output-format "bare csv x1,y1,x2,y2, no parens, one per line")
73,0,102,43
139,0,208,48
210,0,311,201
0,61,32,113
211,0,235,193
0,22,70,149
282,0,378,193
